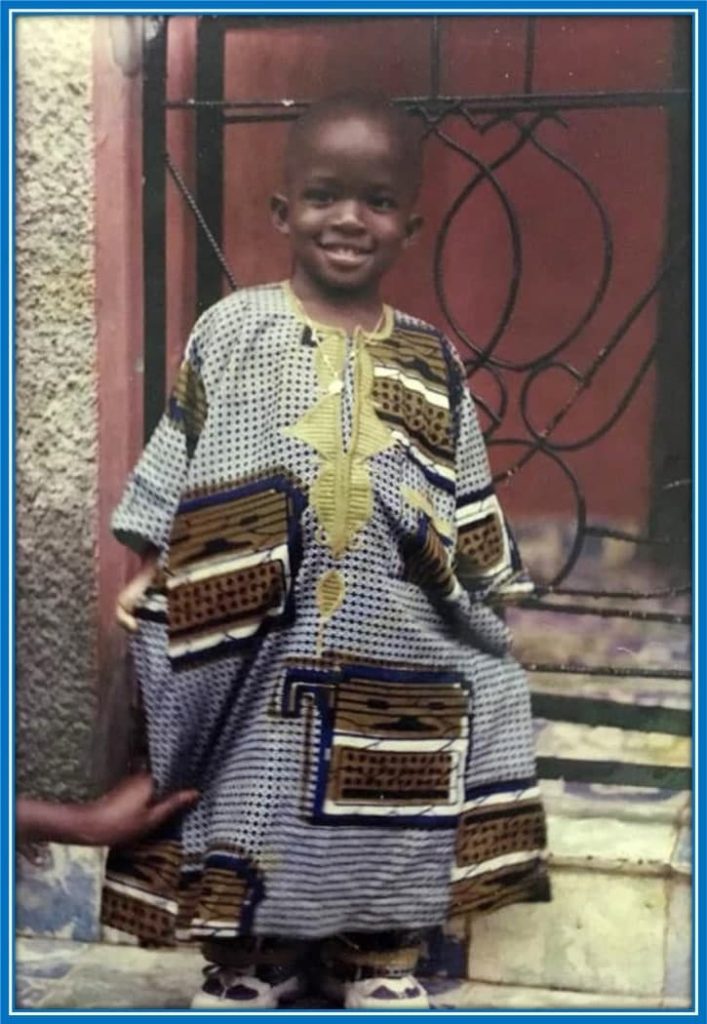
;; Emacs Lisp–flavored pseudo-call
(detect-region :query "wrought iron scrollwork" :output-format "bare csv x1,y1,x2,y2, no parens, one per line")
150,17,691,691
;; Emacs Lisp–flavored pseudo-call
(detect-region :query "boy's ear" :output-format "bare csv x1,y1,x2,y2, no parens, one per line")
270,193,290,235
403,213,423,248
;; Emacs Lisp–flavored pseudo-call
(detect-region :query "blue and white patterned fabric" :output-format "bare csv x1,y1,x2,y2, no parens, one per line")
102,282,548,944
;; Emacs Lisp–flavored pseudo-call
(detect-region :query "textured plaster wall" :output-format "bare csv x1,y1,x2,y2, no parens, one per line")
16,17,98,799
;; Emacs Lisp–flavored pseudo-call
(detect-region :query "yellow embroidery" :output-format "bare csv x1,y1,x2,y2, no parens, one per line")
401,485,454,540
314,568,346,656
169,359,207,458
282,288,395,558
316,568,346,619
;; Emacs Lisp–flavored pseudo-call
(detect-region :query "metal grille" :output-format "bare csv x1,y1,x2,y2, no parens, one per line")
141,15,692,793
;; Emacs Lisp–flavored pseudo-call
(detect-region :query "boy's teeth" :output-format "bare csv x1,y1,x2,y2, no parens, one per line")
328,246,363,255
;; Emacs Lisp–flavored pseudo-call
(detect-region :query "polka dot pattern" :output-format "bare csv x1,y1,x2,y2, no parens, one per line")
106,283,545,941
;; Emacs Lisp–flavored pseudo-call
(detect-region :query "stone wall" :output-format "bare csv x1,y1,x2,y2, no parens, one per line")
16,17,98,799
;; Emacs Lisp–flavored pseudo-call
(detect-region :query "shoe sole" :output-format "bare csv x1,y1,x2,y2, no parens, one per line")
346,993,431,1010
320,975,430,1010
190,974,304,1010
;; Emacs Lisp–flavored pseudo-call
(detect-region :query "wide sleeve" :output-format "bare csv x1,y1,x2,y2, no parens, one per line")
446,343,535,603
111,318,210,556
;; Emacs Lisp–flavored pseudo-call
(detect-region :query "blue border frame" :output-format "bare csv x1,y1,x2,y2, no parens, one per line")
2,3,13,1020
693,4,703,1018
2,2,703,1021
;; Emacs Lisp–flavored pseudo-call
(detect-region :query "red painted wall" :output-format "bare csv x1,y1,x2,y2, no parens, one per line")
161,15,678,524
94,20,145,651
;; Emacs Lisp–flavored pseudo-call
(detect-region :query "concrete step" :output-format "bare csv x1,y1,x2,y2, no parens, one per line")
15,937,690,1010
16,795,692,1007
17,550,692,1008
463,809,691,1002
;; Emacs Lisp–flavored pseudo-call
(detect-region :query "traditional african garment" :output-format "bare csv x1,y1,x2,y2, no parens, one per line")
102,281,550,944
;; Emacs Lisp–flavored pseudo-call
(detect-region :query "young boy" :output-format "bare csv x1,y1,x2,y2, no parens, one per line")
104,92,549,1010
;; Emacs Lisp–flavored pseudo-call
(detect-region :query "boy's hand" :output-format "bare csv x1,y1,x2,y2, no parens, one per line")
116,556,159,633
80,773,199,846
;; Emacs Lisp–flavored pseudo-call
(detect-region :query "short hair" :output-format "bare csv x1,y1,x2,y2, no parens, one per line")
285,90,423,197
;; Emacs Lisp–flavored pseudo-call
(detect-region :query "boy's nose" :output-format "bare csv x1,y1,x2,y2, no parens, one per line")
330,199,366,229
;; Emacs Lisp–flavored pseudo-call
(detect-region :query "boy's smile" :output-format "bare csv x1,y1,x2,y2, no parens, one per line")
271,114,422,313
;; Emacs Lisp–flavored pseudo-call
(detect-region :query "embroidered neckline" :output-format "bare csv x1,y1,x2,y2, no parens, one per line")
281,283,395,559
281,279,395,341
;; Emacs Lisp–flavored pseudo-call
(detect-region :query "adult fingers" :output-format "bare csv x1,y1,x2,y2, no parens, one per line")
147,788,200,828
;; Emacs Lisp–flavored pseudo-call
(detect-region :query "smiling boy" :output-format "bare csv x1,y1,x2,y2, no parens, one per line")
270,96,422,331
105,91,549,1011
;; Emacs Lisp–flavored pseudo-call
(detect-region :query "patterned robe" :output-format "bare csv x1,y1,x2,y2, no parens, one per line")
102,281,550,944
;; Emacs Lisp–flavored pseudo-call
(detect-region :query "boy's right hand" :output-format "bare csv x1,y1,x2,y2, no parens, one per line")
116,555,159,633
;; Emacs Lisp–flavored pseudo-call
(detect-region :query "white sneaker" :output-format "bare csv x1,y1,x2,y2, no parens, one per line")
190,965,305,1010
343,974,430,1010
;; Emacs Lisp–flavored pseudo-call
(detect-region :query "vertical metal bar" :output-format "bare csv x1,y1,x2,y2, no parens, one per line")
142,16,168,442
523,16,536,95
430,16,440,100
648,17,691,562
196,15,226,316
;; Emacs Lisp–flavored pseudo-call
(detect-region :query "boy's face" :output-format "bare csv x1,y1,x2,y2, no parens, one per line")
271,115,422,302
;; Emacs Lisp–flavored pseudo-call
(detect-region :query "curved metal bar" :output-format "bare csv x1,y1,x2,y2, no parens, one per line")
468,383,504,435
489,438,587,585
436,117,564,367
161,72,692,641
434,109,613,375
436,108,613,374
458,110,510,135
488,118,614,371
522,340,657,454
430,119,530,368
467,364,510,438
516,239,689,459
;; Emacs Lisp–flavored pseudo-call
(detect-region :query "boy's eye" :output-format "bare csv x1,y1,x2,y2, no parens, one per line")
369,195,397,211
303,188,334,205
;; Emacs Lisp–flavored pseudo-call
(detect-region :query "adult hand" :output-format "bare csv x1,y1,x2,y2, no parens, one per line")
80,773,200,846
16,773,199,847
